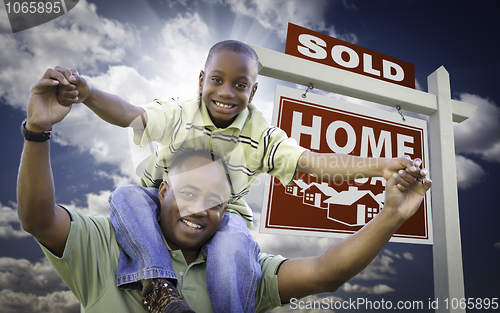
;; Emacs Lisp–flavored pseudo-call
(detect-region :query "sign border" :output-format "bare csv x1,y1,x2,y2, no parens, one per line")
259,85,433,245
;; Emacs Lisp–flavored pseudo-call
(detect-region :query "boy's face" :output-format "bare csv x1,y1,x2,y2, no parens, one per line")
199,49,259,128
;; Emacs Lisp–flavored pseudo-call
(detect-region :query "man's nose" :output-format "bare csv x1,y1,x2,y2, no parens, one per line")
182,200,208,217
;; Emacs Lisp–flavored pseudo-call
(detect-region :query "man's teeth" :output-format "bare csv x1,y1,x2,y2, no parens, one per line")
215,101,234,109
182,219,201,229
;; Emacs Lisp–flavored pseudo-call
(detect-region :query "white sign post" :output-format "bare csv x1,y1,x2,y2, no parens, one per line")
252,44,476,313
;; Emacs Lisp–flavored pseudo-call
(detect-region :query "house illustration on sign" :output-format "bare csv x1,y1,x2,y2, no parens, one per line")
325,187,384,226
286,179,384,226
302,181,338,209
285,178,309,197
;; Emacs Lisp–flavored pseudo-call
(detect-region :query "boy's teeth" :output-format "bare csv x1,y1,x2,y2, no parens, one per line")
182,219,201,229
215,101,234,109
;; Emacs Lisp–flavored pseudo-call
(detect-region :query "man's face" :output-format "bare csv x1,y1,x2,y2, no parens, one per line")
199,49,258,129
158,155,231,252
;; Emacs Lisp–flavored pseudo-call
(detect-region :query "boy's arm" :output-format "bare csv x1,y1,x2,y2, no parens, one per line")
17,69,73,257
276,169,431,302
55,66,146,128
297,150,426,181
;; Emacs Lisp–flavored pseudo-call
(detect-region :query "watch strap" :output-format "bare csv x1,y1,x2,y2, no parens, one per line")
21,119,51,142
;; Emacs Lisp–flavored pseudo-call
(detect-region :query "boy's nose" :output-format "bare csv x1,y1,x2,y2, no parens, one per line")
218,83,234,98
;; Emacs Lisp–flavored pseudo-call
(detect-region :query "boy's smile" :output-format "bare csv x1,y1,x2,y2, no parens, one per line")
199,49,258,128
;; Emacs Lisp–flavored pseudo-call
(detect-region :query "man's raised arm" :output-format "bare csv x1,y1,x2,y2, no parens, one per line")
276,167,432,303
17,70,74,257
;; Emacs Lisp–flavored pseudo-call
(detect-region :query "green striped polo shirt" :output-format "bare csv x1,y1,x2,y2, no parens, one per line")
133,93,307,226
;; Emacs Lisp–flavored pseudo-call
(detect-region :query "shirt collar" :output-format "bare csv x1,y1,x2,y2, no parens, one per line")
197,94,249,132
162,232,206,264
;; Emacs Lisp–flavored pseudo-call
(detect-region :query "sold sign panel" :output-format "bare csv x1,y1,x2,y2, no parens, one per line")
4,0,79,33
260,85,432,244
285,23,415,89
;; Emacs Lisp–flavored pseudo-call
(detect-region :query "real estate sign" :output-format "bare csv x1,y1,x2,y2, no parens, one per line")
285,23,416,89
260,85,432,244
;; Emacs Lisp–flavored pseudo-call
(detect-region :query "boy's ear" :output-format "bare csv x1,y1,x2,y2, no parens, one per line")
198,70,205,94
249,82,258,103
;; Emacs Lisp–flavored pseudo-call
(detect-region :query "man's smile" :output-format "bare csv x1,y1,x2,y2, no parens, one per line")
181,218,203,230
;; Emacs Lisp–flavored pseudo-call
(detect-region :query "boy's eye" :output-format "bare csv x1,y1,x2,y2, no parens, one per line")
236,83,248,89
211,77,222,83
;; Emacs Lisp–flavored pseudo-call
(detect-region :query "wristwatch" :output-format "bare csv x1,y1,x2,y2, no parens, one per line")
21,118,51,142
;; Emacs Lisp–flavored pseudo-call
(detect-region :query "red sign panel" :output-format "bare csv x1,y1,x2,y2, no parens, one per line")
260,86,432,244
285,23,415,89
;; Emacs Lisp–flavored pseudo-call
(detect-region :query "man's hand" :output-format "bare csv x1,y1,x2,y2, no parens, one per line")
26,68,74,132
382,156,428,181
383,166,432,221
54,66,93,106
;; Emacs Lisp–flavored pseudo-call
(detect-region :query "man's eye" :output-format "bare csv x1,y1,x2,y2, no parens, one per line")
180,191,194,199
207,200,221,208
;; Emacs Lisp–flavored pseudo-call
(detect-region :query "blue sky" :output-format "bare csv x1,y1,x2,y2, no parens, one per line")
1,0,499,312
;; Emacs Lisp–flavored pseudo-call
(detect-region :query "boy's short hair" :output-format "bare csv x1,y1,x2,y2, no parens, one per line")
205,40,259,70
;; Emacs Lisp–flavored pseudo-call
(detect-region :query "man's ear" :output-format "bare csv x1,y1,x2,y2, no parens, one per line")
198,70,205,94
158,181,169,202
249,82,258,103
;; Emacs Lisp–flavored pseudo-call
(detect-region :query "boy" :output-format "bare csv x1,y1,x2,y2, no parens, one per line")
54,40,423,313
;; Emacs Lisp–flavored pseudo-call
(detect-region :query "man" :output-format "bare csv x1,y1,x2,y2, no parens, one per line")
17,68,431,313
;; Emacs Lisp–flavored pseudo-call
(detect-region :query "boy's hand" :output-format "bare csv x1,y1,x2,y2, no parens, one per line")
382,156,427,181
26,69,73,131
54,66,92,105
384,167,432,222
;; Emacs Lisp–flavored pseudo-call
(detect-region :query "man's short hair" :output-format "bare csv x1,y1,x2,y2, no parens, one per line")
169,149,234,195
204,40,259,70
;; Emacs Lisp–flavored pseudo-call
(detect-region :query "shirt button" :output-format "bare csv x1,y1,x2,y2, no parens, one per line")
179,271,184,276
212,143,217,149
171,252,176,257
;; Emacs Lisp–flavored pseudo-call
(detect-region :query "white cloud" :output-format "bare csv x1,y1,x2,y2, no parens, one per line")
403,252,414,261
454,93,500,163
0,289,79,313
0,202,30,239
0,0,139,110
222,0,357,43
64,190,112,218
2,5,215,185
342,282,395,294
0,257,67,294
249,211,341,259
455,155,486,189
384,249,401,259
354,254,396,280
0,190,111,241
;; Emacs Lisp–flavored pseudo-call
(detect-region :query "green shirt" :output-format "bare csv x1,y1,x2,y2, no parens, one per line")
39,208,286,313
134,93,307,226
